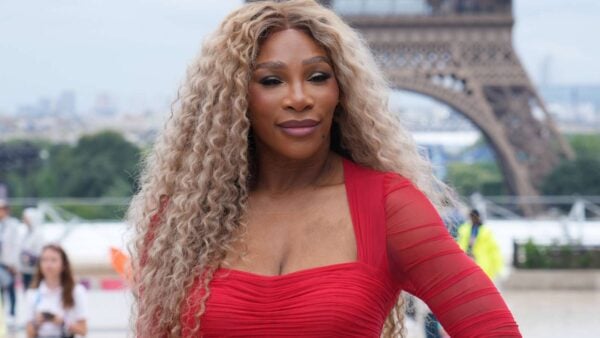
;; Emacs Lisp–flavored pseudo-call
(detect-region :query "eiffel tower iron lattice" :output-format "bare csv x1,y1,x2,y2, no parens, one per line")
246,0,574,215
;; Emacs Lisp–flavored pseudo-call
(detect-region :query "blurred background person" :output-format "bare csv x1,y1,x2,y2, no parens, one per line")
20,207,46,290
457,209,504,281
0,198,20,326
25,244,88,338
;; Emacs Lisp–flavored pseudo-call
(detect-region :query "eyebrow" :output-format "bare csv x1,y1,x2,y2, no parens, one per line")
254,56,332,70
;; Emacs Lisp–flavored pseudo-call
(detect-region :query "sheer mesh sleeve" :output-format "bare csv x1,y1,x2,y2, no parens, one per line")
384,174,520,337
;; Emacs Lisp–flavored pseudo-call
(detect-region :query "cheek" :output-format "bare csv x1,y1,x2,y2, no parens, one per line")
248,85,276,116
248,87,277,133
317,83,340,120
42,259,60,271
319,79,340,109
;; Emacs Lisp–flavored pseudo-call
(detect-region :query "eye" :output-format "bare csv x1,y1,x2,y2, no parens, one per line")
308,72,332,83
259,76,283,86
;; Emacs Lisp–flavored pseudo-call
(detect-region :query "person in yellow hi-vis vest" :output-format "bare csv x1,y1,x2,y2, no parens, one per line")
457,209,504,280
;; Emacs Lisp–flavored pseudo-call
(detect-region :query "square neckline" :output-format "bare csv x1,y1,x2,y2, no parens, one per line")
217,158,363,279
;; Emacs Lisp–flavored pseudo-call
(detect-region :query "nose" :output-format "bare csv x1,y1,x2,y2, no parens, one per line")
283,81,314,112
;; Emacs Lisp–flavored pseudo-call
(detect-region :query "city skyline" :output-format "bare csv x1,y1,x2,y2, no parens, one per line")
1,0,599,114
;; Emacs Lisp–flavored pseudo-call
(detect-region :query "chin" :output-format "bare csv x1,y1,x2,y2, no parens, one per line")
276,142,328,161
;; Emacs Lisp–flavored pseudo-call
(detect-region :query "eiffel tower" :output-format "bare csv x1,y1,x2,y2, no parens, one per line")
246,0,573,213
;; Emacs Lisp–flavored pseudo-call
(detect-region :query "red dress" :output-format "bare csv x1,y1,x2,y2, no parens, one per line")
180,159,521,337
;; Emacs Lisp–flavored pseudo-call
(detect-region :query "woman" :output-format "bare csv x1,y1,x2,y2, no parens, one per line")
129,1,520,337
20,208,46,290
25,244,87,338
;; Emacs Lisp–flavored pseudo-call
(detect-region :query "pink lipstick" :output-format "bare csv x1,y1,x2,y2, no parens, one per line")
277,119,320,137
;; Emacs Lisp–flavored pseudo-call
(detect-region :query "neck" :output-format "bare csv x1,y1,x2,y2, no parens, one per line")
44,277,61,289
253,146,336,194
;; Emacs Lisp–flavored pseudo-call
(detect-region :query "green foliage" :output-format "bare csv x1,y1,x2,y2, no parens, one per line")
522,239,548,268
446,162,506,196
517,239,600,269
444,133,600,197
63,131,141,197
567,133,600,158
60,204,128,220
542,157,600,195
0,131,142,200
541,133,600,195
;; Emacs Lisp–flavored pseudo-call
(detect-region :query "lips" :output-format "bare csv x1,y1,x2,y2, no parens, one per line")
277,119,320,137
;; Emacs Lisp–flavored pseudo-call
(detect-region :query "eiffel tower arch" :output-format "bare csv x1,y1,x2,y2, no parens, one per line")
246,0,574,211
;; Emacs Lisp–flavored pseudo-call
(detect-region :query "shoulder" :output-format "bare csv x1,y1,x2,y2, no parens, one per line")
72,284,88,308
25,287,40,304
344,158,387,179
73,284,87,297
457,222,470,235
344,159,412,191
478,225,495,237
344,160,435,214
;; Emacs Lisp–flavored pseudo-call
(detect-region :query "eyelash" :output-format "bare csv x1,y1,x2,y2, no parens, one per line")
258,72,332,86
309,72,331,82
259,77,283,86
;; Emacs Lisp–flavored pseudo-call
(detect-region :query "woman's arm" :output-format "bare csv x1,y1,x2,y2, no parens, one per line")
383,174,521,337
26,322,36,338
24,290,41,338
26,314,44,338
69,284,89,336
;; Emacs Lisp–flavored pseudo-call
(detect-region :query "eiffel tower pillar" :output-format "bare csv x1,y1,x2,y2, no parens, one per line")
333,1,573,213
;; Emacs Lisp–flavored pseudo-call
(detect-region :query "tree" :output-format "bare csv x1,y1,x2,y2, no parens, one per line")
568,134,600,159
0,140,44,197
446,162,506,196
542,157,600,195
62,131,141,197
541,133,600,195
0,131,142,198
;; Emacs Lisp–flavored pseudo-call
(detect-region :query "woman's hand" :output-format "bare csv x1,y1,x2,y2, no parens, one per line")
51,314,65,326
67,319,88,336
26,322,38,338
33,313,45,327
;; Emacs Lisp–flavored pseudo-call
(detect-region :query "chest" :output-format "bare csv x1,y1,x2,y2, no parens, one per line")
224,184,356,275
36,292,66,315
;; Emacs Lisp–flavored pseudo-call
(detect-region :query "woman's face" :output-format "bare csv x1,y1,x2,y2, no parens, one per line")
248,28,340,161
40,248,63,280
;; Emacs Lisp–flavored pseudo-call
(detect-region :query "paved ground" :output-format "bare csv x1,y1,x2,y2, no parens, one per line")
503,290,600,338
5,288,600,337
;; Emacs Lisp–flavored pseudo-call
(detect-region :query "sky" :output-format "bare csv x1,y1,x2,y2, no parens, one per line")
0,0,599,114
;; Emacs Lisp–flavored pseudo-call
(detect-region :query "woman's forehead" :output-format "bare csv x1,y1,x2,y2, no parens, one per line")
255,28,327,62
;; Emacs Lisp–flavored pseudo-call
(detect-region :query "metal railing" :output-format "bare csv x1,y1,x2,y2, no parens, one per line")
7,194,600,222
470,193,600,221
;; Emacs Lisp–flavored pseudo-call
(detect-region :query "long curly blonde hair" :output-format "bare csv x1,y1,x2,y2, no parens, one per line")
128,0,450,337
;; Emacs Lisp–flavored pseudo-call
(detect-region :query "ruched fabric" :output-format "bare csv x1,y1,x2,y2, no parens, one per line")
180,159,521,337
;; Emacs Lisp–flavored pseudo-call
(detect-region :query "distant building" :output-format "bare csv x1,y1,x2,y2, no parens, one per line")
55,90,77,116
93,93,117,117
